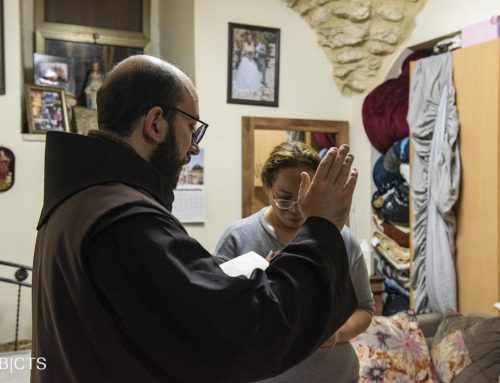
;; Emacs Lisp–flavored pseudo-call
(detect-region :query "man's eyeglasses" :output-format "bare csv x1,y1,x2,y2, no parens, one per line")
164,105,209,145
272,196,299,210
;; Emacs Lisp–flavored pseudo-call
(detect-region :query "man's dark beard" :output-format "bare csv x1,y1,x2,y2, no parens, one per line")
150,126,186,189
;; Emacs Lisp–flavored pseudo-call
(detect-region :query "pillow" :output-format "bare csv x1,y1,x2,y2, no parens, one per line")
350,310,435,382
431,311,500,383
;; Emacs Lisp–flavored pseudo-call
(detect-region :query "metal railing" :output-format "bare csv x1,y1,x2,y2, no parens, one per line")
0,260,32,351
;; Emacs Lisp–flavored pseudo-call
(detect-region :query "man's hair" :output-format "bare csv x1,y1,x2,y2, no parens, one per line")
96,55,185,136
261,140,321,189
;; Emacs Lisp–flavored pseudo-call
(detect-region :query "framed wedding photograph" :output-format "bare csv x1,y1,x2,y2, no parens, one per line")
227,23,280,107
25,84,69,134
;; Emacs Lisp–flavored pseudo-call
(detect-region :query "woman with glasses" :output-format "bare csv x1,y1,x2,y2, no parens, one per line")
214,140,373,383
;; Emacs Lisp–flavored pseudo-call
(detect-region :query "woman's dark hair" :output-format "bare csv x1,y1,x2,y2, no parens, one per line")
261,141,321,189
96,55,185,136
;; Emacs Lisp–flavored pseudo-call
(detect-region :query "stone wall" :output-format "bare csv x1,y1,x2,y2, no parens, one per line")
282,0,426,94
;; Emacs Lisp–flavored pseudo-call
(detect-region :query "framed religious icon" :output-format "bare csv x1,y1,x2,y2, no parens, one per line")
38,37,142,106
0,146,14,192
227,23,280,107
26,0,150,106
25,84,69,134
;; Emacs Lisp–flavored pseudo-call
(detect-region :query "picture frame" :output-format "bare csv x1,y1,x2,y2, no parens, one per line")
0,146,14,192
227,23,280,107
0,0,5,95
24,84,69,134
34,53,75,95
21,0,150,105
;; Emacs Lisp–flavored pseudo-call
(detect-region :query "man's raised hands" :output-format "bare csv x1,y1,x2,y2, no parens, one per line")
297,145,358,231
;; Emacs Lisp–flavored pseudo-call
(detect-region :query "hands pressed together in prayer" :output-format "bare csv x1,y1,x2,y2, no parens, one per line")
297,144,357,231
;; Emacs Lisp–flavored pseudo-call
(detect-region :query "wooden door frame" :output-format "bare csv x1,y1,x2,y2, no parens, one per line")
242,116,349,217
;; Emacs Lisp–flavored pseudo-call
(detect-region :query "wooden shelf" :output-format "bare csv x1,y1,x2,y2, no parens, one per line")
370,276,385,316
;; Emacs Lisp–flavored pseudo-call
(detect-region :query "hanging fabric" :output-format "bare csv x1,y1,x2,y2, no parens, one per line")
408,52,461,313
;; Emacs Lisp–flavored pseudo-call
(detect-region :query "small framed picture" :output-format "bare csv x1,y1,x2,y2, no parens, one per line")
227,23,280,107
25,84,69,134
0,146,14,192
34,53,75,95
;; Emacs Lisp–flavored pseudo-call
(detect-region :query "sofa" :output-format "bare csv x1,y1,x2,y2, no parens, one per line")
350,309,500,382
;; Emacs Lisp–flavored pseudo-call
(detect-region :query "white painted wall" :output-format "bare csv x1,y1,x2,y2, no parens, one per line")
159,0,195,81
0,0,38,343
0,0,499,342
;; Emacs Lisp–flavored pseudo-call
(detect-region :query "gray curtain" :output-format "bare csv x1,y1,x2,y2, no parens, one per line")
408,52,461,313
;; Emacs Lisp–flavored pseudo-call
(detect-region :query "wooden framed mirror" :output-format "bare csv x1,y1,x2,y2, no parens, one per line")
242,116,349,217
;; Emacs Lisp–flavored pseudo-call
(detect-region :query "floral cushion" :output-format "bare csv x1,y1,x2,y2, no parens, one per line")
350,310,435,383
430,311,500,383
431,330,471,382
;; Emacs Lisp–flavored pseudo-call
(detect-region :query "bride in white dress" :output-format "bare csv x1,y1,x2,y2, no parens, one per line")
234,33,262,96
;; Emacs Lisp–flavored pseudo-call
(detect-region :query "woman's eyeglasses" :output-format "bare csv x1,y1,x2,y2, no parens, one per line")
272,197,299,210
